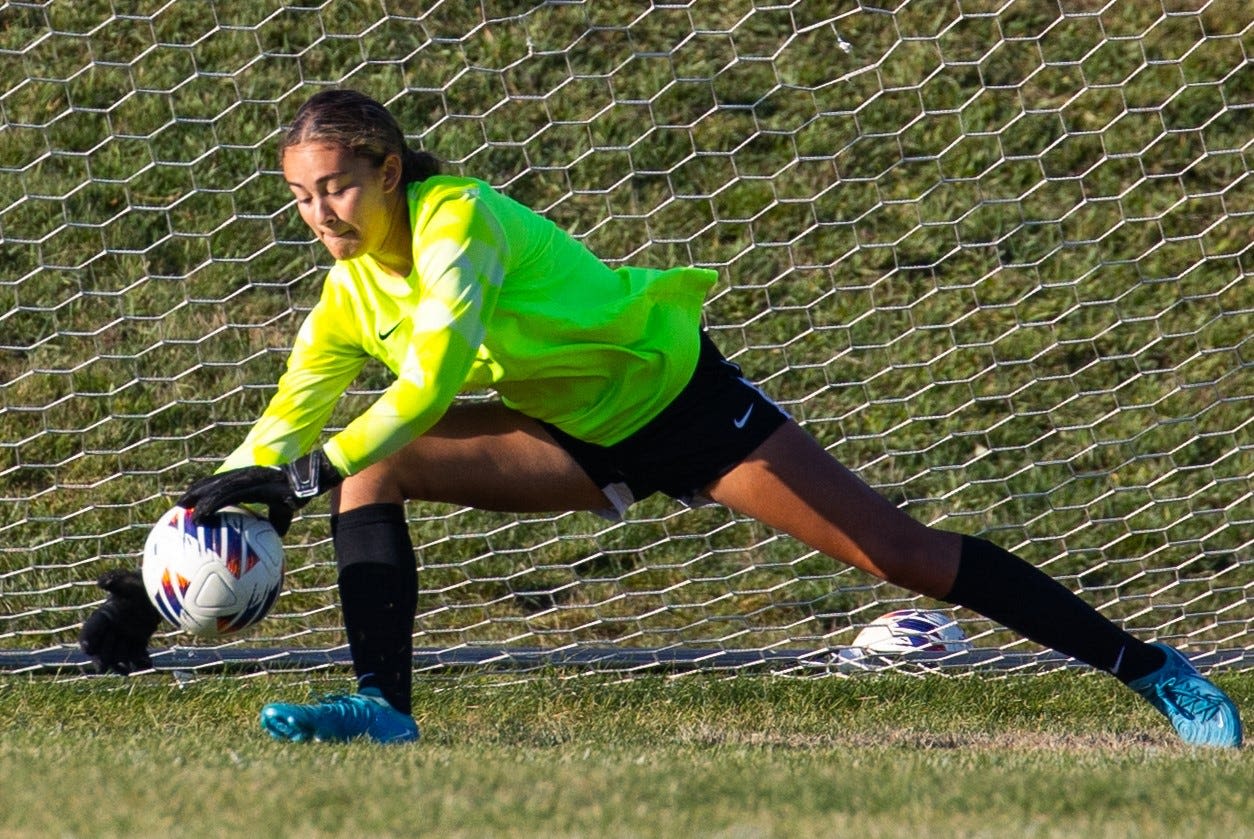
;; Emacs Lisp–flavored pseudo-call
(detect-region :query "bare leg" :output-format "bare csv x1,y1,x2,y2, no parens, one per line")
704,419,960,598
704,418,1171,685
334,402,609,514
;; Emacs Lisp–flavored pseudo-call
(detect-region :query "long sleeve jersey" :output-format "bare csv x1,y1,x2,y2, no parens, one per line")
221,175,717,477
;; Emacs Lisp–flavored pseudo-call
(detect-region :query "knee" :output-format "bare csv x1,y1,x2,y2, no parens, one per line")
337,459,406,509
873,527,961,599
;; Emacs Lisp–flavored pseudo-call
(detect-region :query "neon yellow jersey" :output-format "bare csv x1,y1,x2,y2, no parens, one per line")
221,176,716,476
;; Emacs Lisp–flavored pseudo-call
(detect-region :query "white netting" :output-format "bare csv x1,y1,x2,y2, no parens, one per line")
1,0,1250,675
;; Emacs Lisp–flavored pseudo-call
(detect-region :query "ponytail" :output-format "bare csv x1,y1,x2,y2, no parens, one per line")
402,147,440,185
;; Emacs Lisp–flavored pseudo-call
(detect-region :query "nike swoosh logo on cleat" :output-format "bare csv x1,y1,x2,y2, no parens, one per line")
733,405,754,429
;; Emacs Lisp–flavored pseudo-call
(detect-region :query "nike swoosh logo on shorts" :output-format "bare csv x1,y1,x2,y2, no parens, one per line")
733,405,754,429
378,320,404,340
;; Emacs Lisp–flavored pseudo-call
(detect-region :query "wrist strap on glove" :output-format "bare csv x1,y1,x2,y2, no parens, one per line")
283,449,343,501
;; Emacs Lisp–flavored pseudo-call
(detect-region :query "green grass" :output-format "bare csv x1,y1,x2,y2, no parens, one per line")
2,672,1251,838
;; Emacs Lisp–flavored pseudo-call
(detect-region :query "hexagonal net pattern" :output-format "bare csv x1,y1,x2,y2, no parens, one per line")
1,1,1250,677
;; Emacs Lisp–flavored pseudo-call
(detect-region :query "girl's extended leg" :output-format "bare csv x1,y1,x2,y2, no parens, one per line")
703,419,1162,676
704,420,1242,747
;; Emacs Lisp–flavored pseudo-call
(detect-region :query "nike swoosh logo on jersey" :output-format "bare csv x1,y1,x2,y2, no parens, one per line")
733,405,754,429
378,320,404,340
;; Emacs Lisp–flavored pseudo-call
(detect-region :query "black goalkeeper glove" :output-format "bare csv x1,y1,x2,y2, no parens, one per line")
78,568,162,675
176,449,343,537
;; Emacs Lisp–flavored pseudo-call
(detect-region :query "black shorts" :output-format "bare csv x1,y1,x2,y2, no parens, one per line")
539,332,789,517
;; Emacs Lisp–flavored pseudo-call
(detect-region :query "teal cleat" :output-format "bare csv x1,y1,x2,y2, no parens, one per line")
1127,643,1242,748
260,687,419,744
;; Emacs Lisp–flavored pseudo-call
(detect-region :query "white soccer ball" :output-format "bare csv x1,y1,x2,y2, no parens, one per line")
142,504,285,638
850,608,969,655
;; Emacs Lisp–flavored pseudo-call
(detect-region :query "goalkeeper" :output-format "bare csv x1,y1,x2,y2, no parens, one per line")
81,89,1241,748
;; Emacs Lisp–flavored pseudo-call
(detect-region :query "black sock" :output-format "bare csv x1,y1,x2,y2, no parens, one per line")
944,535,1165,682
332,503,417,714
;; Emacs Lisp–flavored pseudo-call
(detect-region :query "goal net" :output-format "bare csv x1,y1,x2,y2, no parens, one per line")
2,0,1250,676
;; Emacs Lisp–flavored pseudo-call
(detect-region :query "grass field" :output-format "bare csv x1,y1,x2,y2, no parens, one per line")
2,672,1250,838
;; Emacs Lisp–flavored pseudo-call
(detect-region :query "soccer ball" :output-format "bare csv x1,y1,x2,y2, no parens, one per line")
142,504,285,638
850,608,969,655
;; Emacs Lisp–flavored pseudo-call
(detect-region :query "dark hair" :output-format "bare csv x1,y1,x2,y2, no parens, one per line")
280,89,440,184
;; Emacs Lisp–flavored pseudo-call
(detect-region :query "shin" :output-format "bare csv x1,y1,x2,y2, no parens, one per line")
332,502,418,713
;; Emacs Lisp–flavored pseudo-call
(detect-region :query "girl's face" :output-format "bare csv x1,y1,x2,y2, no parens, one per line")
282,141,403,263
